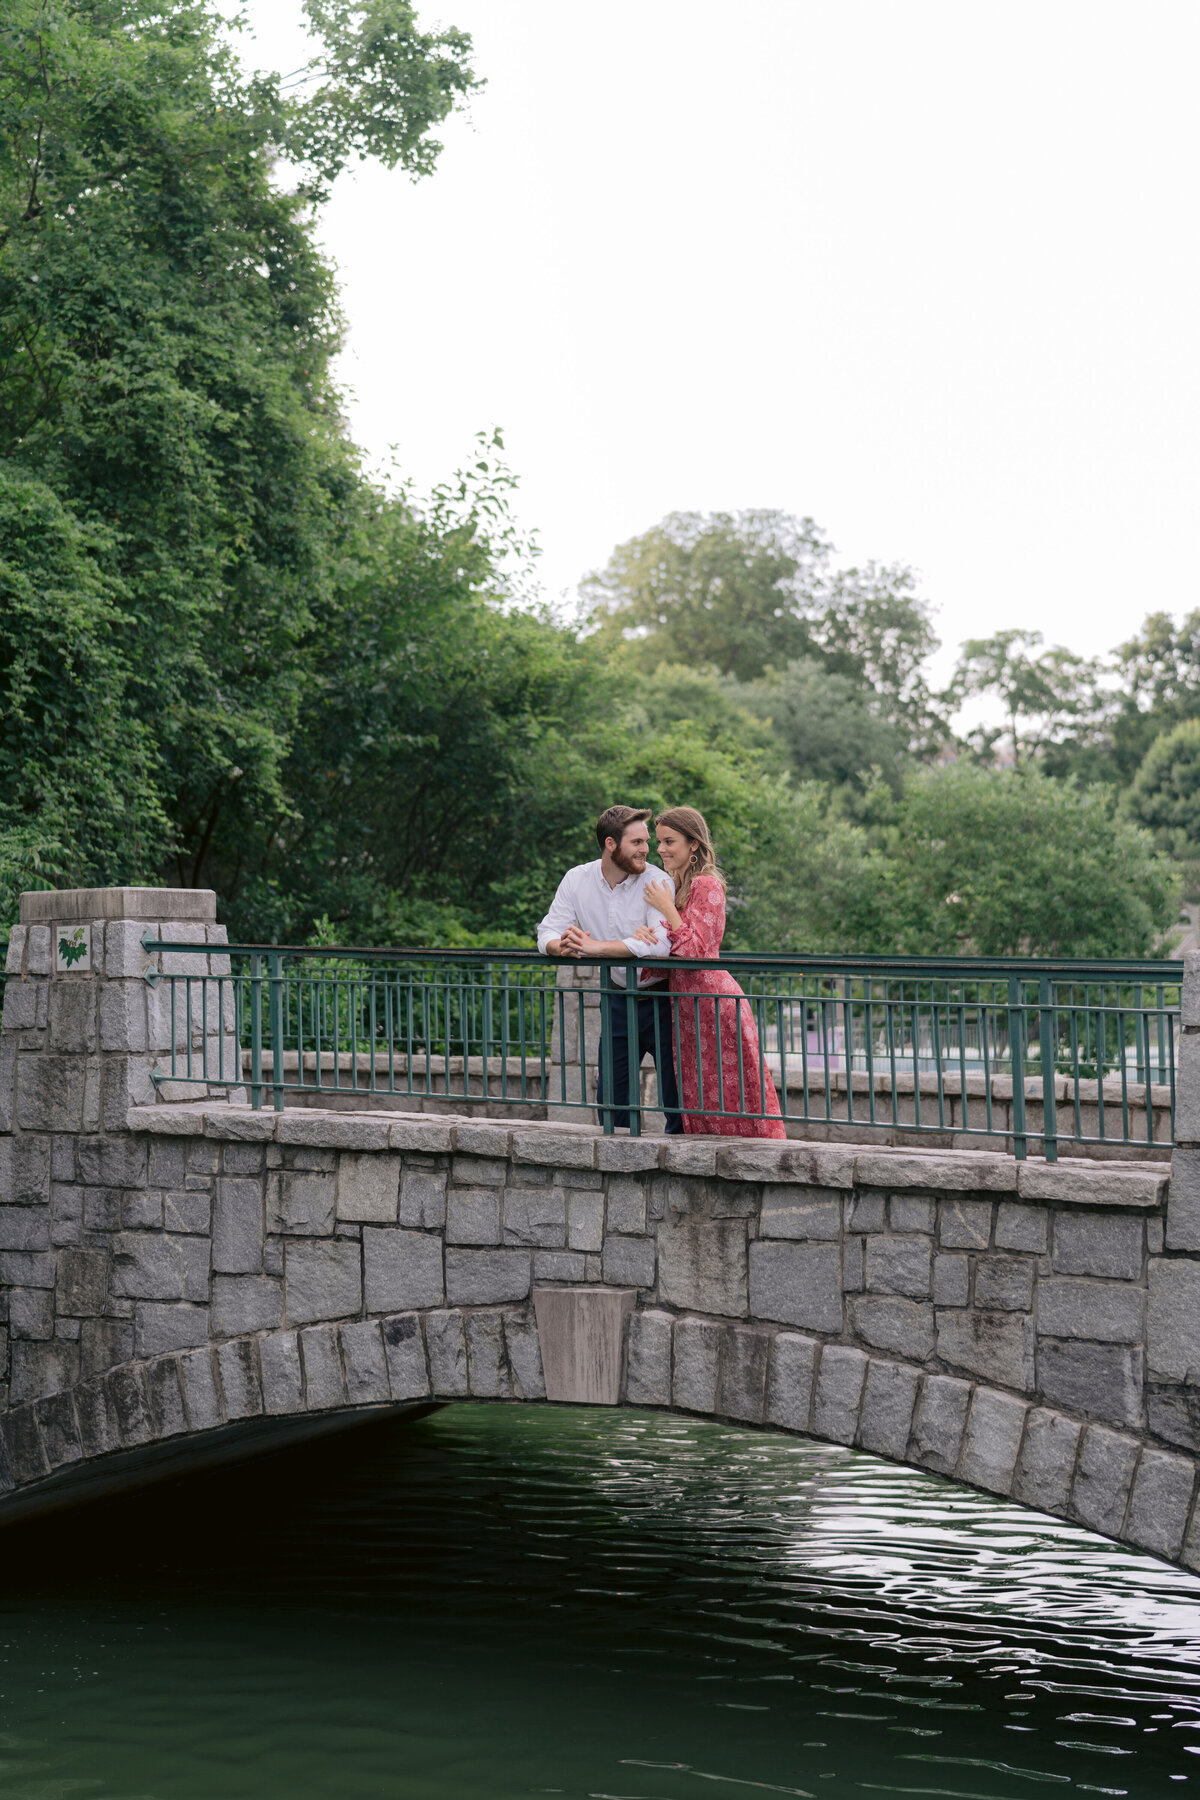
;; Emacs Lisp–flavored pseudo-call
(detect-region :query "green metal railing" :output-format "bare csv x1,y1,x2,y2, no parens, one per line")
139,939,1181,1160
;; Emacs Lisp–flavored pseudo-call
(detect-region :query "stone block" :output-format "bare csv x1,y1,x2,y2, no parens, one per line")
212,1275,282,1335
74,1378,119,1459
107,1364,153,1445
364,1228,443,1312
35,1389,83,1468
859,1151,1016,1193
26,925,50,976
865,1237,931,1298
1037,1277,1144,1344
657,1218,748,1318
532,1251,587,1282
936,1310,1034,1391
1011,1407,1082,1517
889,1195,936,1233
465,1311,511,1398
0,1206,49,1252
851,1296,935,1361
84,1188,122,1233
336,1153,401,1223
50,1183,82,1247
512,1129,595,1169
217,1340,262,1420
340,1320,391,1403
445,1247,530,1305
717,1325,771,1423
1052,1212,1143,1280
811,1345,868,1445
662,1139,717,1175
3,925,24,975
567,1190,604,1252
113,1232,208,1302
99,981,147,1053
144,1358,188,1439
276,1115,389,1152
452,1155,507,1187
48,981,97,1053
268,1171,335,1237
1166,1147,1200,1249
910,1374,972,1474
1124,1450,1195,1560
425,1309,469,1396
624,1308,673,1406
503,1187,567,1248
1070,1425,1139,1536
503,1307,545,1400
300,1325,346,1408
711,1143,805,1184
602,1237,655,1287
179,1347,222,1431
0,1133,51,1202
163,1191,210,1235
2,979,46,1031
933,1254,969,1307
759,1187,842,1240
960,1388,1027,1494
843,1236,864,1292
123,1192,163,1229
1147,1260,1200,1382
556,1166,603,1190
846,1194,885,1232
260,1332,304,1414
133,1302,209,1358
1148,1219,1164,1254
595,1137,661,1172
451,1122,511,1158
0,1251,53,1288
748,1240,839,1332
764,1332,818,1432
974,1256,1034,1312
857,1360,920,1460
673,1315,721,1413
382,1313,431,1400
81,1316,134,1375
939,1198,994,1249
387,1118,454,1154
16,1056,87,1131
447,1188,501,1245
605,1177,647,1235
8,1288,53,1340
148,1141,187,1189
285,1239,362,1325
996,1202,1049,1254
213,1177,263,1274
1019,1161,1166,1209
0,1405,48,1484
399,1169,447,1229
1037,1339,1144,1427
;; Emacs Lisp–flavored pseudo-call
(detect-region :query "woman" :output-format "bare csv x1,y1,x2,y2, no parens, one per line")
642,807,786,1139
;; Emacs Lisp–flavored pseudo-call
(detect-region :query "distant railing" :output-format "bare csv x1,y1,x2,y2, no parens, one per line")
138,940,1181,1161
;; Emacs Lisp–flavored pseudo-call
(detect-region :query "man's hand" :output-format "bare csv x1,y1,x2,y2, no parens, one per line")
559,925,592,956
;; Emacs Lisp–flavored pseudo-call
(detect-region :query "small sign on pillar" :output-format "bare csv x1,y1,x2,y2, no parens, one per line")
54,924,91,972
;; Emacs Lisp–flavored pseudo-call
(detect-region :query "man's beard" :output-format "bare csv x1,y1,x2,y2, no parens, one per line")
612,844,646,875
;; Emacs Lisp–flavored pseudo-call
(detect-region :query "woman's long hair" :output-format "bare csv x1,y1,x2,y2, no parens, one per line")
654,806,725,910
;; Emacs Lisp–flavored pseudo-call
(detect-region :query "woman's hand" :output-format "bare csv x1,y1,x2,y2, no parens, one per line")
631,924,659,945
644,877,681,929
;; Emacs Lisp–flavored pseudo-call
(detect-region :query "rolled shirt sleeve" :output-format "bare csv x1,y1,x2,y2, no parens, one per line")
536,870,580,955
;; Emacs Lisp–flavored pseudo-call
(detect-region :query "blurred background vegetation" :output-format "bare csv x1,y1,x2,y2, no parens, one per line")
0,0,1190,957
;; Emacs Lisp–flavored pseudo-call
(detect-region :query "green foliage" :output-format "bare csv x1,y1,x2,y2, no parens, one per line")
737,657,908,794
583,510,940,741
877,764,1177,958
946,629,1108,769
1125,719,1200,856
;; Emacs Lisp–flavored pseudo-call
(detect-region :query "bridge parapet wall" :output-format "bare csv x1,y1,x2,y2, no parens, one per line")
0,890,1199,1571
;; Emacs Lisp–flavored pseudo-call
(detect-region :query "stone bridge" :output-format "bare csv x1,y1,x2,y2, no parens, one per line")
2,887,1200,1576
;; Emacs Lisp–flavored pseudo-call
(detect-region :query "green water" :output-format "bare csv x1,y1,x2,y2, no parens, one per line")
1,1406,1199,1799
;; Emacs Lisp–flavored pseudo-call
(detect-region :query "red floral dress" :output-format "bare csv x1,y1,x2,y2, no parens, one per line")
666,875,786,1139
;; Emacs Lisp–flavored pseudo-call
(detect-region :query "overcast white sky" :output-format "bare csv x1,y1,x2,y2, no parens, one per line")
242,0,1199,685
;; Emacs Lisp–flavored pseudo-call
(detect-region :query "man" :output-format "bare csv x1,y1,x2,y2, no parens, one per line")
537,805,683,1134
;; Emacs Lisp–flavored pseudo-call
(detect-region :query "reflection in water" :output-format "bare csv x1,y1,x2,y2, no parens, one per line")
0,1405,1198,1798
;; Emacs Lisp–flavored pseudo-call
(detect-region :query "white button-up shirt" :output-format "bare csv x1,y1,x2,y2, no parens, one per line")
536,860,671,986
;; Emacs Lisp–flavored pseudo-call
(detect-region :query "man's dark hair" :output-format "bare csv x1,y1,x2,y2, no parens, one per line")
595,805,651,852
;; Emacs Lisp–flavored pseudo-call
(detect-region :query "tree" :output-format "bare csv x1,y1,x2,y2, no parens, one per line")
879,764,1176,958
946,629,1109,768
0,0,479,917
582,510,940,741
737,657,908,794
1125,719,1200,856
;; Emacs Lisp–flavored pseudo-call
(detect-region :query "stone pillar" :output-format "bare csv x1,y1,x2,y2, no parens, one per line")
1168,950,1200,1248
0,888,240,1407
546,962,601,1124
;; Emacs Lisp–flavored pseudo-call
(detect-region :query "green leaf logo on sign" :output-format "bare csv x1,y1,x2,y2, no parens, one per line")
58,927,88,968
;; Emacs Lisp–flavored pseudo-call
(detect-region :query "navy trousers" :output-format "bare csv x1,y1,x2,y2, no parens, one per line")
597,989,683,1133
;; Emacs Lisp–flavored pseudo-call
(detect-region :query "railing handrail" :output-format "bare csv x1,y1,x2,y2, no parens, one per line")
140,939,1184,980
